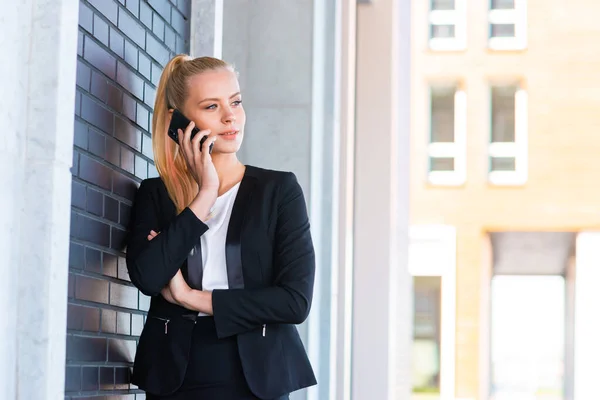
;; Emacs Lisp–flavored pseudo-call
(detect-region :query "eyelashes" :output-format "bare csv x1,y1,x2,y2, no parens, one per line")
205,100,243,110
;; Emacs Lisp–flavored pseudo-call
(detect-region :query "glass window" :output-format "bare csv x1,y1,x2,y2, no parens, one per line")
412,276,442,398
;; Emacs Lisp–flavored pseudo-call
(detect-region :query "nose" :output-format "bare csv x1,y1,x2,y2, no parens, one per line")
222,106,236,124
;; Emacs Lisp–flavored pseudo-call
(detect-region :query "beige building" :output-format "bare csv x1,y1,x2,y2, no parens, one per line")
409,1,600,399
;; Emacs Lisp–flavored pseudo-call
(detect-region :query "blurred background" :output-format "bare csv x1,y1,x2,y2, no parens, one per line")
2,0,599,399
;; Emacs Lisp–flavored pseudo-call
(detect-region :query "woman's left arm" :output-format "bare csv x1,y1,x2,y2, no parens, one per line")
166,172,315,338
211,172,315,338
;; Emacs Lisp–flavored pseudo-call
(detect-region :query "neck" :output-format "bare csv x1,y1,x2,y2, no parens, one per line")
211,153,244,194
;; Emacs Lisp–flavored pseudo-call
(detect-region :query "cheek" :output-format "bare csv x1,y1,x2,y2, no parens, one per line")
235,107,246,125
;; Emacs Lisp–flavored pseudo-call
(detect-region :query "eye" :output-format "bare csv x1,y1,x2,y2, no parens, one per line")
232,100,243,106
205,104,217,110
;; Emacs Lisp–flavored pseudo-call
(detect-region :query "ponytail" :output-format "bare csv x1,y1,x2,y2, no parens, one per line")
151,54,231,214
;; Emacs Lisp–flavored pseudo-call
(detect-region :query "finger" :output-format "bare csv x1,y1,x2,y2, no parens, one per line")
181,121,195,163
192,129,211,164
201,135,218,164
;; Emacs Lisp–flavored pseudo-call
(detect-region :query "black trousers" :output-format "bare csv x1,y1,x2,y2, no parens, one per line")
146,316,289,400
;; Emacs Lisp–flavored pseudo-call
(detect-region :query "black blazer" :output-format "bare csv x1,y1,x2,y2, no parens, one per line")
125,165,317,399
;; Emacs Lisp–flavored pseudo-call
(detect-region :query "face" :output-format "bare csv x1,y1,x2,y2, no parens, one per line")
181,68,245,155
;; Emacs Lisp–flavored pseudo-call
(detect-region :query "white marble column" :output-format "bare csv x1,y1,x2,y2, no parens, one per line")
0,0,79,398
190,0,223,57
574,232,600,400
352,0,412,398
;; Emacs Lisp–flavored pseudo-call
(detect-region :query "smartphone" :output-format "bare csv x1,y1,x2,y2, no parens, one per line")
168,109,213,153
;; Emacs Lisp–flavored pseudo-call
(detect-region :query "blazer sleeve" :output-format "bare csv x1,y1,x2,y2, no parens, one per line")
211,172,316,338
126,179,209,296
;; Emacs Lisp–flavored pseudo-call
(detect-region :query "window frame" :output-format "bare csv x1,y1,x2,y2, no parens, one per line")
429,0,467,51
488,84,528,186
427,85,467,186
488,0,528,51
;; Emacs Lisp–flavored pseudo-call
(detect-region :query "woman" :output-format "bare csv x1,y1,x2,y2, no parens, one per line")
126,54,317,400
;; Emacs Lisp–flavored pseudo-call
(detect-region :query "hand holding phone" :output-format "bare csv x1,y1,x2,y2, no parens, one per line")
168,109,214,154
168,109,219,195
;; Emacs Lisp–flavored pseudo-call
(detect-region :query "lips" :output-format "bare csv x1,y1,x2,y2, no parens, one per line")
218,128,239,136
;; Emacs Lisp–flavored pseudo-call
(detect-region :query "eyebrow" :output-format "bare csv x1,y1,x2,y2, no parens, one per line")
198,92,241,104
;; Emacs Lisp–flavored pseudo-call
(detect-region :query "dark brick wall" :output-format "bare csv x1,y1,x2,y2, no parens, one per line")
67,0,190,398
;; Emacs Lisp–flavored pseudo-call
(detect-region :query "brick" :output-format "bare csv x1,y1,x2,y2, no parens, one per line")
122,93,137,122
114,117,142,151
143,83,156,108
99,367,115,390
164,26,176,51
79,3,93,33
124,39,138,69
75,91,82,116
111,226,127,251
109,27,125,59
82,367,99,391
79,154,112,190
67,304,100,331
170,9,185,37
88,128,107,158
148,0,171,23
120,202,131,226
93,14,109,47
151,62,162,86
131,313,144,336
81,94,114,134
110,282,137,309
115,367,131,389
119,7,146,48
138,53,151,81
152,14,165,40
86,187,103,217
117,62,144,100
104,253,118,278
85,247,103,274
104,196,119,223
112,171,138,200
76,60,91,90
107,339,136,363
71,180,86,211
136,103,149,131
134,155,148,180
76,275,109,303
126,0,139,17
91,72,109,103
145,33,169,65
77,31,84,56
69,242,85,270
101,309,117,333
84,37,117,80
118,256,129,281
117,311,131,335
139,1,153,29
106,83,123,112
88,0,118,25
120,147,134,174
106,136,121,167
65,366,81,392
66,335,107,362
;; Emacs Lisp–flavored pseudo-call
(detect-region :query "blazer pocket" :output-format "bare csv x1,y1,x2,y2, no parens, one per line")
132,315,195,396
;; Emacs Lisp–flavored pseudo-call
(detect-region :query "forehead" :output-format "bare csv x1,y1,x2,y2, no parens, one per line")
186,69,240,100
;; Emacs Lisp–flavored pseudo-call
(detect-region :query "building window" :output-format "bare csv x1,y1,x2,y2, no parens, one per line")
429,0,466,51
409,225,456,400
488,0,527,50
489,85,527,185
412,276,442,398
428,85,466,186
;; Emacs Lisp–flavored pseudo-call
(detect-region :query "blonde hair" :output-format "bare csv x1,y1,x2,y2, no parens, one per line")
152,54,232,214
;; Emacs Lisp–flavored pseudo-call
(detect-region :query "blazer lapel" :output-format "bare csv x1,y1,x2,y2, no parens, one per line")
225,172,256,289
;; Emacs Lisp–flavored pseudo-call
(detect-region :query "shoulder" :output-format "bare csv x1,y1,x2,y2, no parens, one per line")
245,165,298,188
135,177,169,200
246,165,297,183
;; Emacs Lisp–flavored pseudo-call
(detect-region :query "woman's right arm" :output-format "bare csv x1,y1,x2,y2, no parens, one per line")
125,180,214,297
